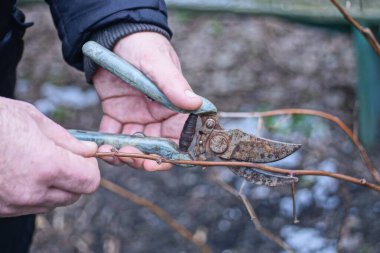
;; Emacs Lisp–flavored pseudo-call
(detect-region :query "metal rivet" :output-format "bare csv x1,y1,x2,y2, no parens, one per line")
133,132,145,137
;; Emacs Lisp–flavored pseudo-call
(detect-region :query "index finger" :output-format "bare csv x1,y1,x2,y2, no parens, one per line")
118,146,172,171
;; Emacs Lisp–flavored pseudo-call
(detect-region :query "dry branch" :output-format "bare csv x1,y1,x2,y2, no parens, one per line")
96,152,380,192
100,178,212,253
95,108,380,252
330,0,380,56
336,186,353,253
291,183,300,224
219,109,380,183
210,175,295,253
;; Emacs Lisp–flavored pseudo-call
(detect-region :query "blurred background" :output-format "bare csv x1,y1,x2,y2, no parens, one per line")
16,1,380,253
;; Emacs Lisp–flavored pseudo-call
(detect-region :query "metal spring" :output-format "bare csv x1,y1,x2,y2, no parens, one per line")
179,113,198,152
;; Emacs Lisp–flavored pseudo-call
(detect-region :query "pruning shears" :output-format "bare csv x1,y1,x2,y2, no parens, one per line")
69,41,301,186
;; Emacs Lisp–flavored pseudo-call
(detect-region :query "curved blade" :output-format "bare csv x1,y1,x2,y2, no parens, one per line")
228,167,298,186
217,129,301,163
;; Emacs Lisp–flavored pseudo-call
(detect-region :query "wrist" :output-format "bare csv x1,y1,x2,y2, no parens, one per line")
84,23,170,84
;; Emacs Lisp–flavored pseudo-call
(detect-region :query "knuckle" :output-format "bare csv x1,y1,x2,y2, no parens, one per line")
81,168,101,194
38,166,60,183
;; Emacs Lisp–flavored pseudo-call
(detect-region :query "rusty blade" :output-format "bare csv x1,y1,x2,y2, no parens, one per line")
215,129,301,163
228,167,298,186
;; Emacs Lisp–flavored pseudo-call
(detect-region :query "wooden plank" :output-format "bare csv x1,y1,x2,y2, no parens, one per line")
166,0,380,25
354,25,380,148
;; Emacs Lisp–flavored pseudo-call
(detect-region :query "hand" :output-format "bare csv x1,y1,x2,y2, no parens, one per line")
0,98,100,217
93,32,202,171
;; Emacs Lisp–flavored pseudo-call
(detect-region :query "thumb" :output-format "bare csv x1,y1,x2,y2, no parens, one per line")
34,113,98,157
143,59,202,111
51,145,100,194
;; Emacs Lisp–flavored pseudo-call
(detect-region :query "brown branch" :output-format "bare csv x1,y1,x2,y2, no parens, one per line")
95,108,379,252
95,107,380,252
210,175,295,253
218,109,380,183
336,186,352,253
100,178,212,253
330,0,380,56
291,183,300,224
95,152,380,192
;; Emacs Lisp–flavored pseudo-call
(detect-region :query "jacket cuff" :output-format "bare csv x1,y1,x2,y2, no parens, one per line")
84,22,170,84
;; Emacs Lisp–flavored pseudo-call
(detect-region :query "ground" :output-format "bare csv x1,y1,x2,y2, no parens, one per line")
15,3,380,253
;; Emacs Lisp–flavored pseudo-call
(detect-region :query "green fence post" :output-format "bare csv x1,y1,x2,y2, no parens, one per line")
353,26,380,149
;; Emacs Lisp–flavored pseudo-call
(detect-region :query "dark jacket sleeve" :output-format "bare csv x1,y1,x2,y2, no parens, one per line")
45,0,172,71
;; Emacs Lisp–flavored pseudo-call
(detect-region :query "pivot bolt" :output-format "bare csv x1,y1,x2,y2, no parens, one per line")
210,134,229,154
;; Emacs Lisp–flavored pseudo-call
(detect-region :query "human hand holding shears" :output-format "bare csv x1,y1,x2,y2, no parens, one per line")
71,39,301,186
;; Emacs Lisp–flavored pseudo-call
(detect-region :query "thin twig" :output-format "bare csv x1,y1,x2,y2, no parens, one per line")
219,109,380,183
100,179,212,253
96,152,380,192
330,0,380,56
210,175,295,253
336,186,352,253
291,183,300,224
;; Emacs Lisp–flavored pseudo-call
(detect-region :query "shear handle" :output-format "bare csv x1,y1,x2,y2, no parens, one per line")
82,41,217,115
69,129,193,166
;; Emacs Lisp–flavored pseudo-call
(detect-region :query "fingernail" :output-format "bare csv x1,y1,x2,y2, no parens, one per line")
80,141,98,150
185,90,199,98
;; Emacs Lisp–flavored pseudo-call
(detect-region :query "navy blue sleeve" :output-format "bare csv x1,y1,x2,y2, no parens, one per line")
45,0,171,70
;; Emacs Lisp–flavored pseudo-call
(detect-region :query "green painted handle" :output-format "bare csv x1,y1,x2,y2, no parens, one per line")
69,130,193,166
82,41,217,115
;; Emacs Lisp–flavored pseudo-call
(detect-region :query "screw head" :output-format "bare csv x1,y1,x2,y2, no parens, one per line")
205,119,215,129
